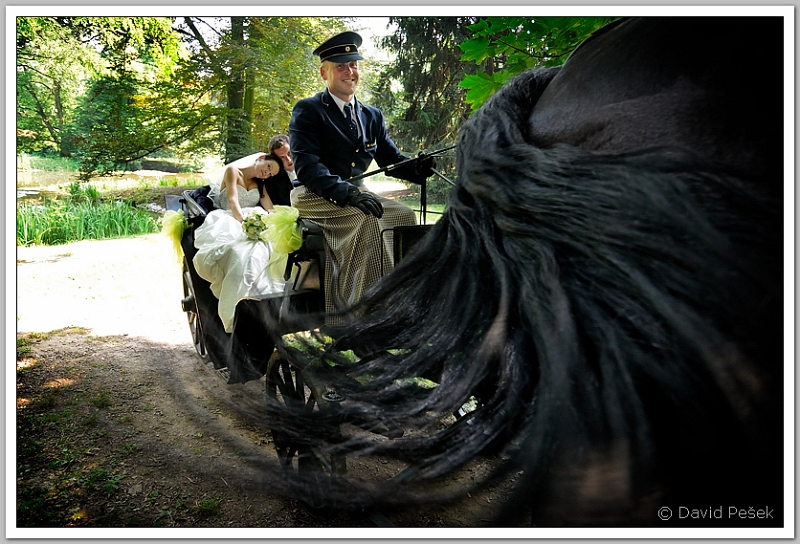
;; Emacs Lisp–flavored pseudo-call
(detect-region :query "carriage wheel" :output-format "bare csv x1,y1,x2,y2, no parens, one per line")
266,355,346,511
181,258,208,360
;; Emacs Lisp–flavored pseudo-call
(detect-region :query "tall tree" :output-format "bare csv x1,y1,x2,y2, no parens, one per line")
369,17,476,202
68,17,212,178
246,17,348,151
17,16,351,177
16,16,190,176
178,16,346,163
373,17,475,152
16,17,102,156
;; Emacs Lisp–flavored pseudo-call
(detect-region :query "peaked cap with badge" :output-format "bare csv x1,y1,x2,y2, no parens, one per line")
313,31,364,63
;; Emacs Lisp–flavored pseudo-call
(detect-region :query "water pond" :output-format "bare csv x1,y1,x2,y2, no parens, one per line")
16,169,206,200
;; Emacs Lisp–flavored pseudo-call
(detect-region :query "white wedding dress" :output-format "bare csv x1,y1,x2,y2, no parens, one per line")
192,178,288,333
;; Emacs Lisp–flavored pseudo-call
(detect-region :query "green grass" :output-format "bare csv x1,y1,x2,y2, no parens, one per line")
15,155,447,247
156,174,206,187
22,154,82,172
17,198,160,247
82,467,126,494
195,497,223,517
398,197,447,225
67,181,99,203
90,391,112,409
17,337,33,357
17,152,206,247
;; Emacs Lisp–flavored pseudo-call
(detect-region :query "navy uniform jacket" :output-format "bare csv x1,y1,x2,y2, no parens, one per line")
289,89,410,206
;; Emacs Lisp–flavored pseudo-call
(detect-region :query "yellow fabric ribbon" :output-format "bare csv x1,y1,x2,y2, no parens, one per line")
160,210,187,264
262,205,303,280
240,206,303,280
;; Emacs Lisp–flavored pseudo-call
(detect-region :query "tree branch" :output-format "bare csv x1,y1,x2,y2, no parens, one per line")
23,82,60,146
183,17,226,79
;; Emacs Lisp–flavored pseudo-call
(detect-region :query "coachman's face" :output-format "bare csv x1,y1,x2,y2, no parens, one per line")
322,61,359,101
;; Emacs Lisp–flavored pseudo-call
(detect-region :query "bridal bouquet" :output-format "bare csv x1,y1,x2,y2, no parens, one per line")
242,211,271,242
242,206,303,280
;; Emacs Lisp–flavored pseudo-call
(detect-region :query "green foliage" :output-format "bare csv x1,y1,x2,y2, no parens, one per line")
195,496,223,517
458,16,617,111
17,487,62,526
178,16,347,161
17,337,34,358
67,182,99,203
16,17,182,159
21,153,81,172
16,198,160,247
90,391,112,409
81,467,126,494
397,196,446,224
373,18,473,154
16,17,392,180
459,72,511,111
249,17,349,149
48,447,77,469
16,17,99,155
72,69,219,179
369,17,477,204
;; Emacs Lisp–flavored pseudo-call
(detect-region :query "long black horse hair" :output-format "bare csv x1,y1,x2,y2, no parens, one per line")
260,17,784,525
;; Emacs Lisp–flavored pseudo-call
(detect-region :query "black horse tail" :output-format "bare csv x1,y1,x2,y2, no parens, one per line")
265,21,783,526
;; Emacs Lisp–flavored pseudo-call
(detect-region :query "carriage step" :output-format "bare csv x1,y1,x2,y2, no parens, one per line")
216,367,231,382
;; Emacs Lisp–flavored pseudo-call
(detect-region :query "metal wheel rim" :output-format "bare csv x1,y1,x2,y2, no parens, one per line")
182,258,208,359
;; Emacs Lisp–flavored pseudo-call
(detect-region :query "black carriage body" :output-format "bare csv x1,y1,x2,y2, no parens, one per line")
170,188,433,383
168,191,327,381
165,160,446,511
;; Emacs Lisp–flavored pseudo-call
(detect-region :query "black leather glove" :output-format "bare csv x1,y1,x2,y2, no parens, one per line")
414,155,435,179
390,156,436,184
345,186,384,218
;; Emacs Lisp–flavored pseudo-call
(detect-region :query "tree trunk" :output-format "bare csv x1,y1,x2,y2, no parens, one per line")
225,16,250,163
52,81,72,157
25,81,63,155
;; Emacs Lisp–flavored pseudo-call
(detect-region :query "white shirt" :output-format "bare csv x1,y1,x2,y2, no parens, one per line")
329,93,362,138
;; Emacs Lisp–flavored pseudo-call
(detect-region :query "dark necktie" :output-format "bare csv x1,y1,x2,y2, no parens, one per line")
344,104,358,139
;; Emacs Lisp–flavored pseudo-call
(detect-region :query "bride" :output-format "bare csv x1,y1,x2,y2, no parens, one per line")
193,152,295,333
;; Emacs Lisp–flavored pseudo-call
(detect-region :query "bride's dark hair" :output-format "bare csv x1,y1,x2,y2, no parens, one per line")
253,152,292,206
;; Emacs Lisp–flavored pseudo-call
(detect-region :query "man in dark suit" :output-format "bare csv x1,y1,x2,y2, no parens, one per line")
289,31,433,323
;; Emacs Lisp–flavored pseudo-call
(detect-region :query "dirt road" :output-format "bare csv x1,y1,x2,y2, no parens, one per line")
14,234,514,534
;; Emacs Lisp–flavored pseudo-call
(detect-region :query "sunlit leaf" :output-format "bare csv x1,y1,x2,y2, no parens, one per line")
458,37,491,61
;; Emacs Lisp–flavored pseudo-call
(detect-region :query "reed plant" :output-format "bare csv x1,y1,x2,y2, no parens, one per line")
17,198,159,247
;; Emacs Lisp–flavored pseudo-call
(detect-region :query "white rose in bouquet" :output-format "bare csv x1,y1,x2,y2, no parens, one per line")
242,211,271,242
